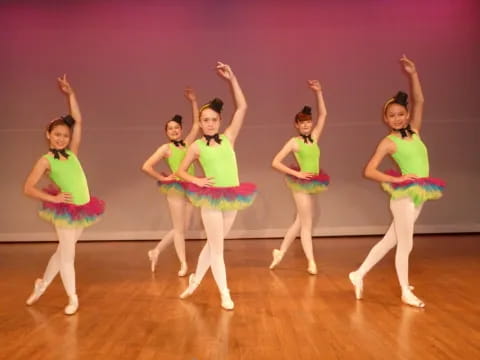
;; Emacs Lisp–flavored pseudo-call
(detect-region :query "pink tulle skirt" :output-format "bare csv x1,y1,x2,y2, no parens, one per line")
381,169,446,206
183,182,257,210
39,186,105,228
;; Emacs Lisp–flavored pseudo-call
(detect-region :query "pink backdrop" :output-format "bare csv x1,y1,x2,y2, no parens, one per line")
1,0,479,240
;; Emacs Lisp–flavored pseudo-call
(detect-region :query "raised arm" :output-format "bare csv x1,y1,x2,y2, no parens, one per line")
400,55,424,132
309,80,327,141
272,138,313,180
177,142,214,187
57,75,82,155
217,62,247,146
183,87,200,146
364,138,418,183
141,145,175,182
24,157,73,203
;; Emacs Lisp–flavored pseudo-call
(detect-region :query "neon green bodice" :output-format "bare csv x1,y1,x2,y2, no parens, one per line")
387,133,429,177
44,150,90,205
196,135,239,187
294,137,320,173
166,143,194,175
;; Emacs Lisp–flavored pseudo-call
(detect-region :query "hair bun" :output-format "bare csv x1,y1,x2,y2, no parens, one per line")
301,106,312,115
61,115,76,127
172,114,183,124
393,91,408,107
209,98,224,113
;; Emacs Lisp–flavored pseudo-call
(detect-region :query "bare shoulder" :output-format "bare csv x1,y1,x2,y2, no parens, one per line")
27,155,50,177
288,137,300,151
188,140,200,154
287,136,299,145
378,136,396,155
160,143,171,154
37,155,51,168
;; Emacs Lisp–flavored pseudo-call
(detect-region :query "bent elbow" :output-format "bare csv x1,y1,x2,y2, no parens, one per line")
363,168,372,179
141,164,150,173
23,184,31,197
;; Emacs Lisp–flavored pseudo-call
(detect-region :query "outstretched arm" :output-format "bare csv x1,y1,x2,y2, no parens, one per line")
183,87,200,146
400,54,424,132
218,62,247,146
57,74,82,155
309,80,327,141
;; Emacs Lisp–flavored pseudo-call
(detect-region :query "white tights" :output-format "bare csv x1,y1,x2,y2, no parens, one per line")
356,197,423,290
42,227,83,297
278,191,315,262
153,193,194,264
192,208,237,294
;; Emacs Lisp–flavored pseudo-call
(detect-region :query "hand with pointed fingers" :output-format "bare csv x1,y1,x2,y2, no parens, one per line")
57,74,74,95
400,54,417,75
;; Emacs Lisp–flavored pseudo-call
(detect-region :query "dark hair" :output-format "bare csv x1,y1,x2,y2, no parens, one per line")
384,91,409,113
165,114,183,131
199,98,224,116
47,114,75,133
295,105,312,123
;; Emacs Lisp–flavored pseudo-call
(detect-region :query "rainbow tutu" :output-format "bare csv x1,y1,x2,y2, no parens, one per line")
285,168,330,194
381,169,445,206
184,182,257,210
39,186,105,228
157,179,187,197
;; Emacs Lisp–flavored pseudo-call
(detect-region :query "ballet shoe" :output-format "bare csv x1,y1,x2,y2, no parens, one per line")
64,294,79,315
177,262,188,277
348,271,364,300
220,289,234,310
401,290,425,308
269,249,284,270
307,260,318,275
179,274,199,299
148,249,159,273
26,279,47,306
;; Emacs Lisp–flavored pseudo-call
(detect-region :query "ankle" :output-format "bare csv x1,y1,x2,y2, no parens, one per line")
220,289,234,310
401,286,413,296
179,273,199,299
178,262,188,277
307,260,317,275
64,294,79,315
401,290,425,308
351,270,363,280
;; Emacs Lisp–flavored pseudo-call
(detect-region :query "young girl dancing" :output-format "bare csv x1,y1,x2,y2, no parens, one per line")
142,88,199,276
176,62,256,310
24,75,105,315
349,55,445,308
270,80,329,275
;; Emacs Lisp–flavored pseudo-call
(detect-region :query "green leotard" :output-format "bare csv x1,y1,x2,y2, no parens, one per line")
166,143,194,175
196,135,239,187
44,149,90,205
294,137,320,174
387,133,429,177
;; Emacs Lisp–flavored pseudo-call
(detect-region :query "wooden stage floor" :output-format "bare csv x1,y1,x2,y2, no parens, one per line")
1,235,479,359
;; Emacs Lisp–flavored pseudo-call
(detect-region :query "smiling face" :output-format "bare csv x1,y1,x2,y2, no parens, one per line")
46,124,71,150
384,103,410,130
165,121,182,141
295,118,313,135
199,108,221,136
